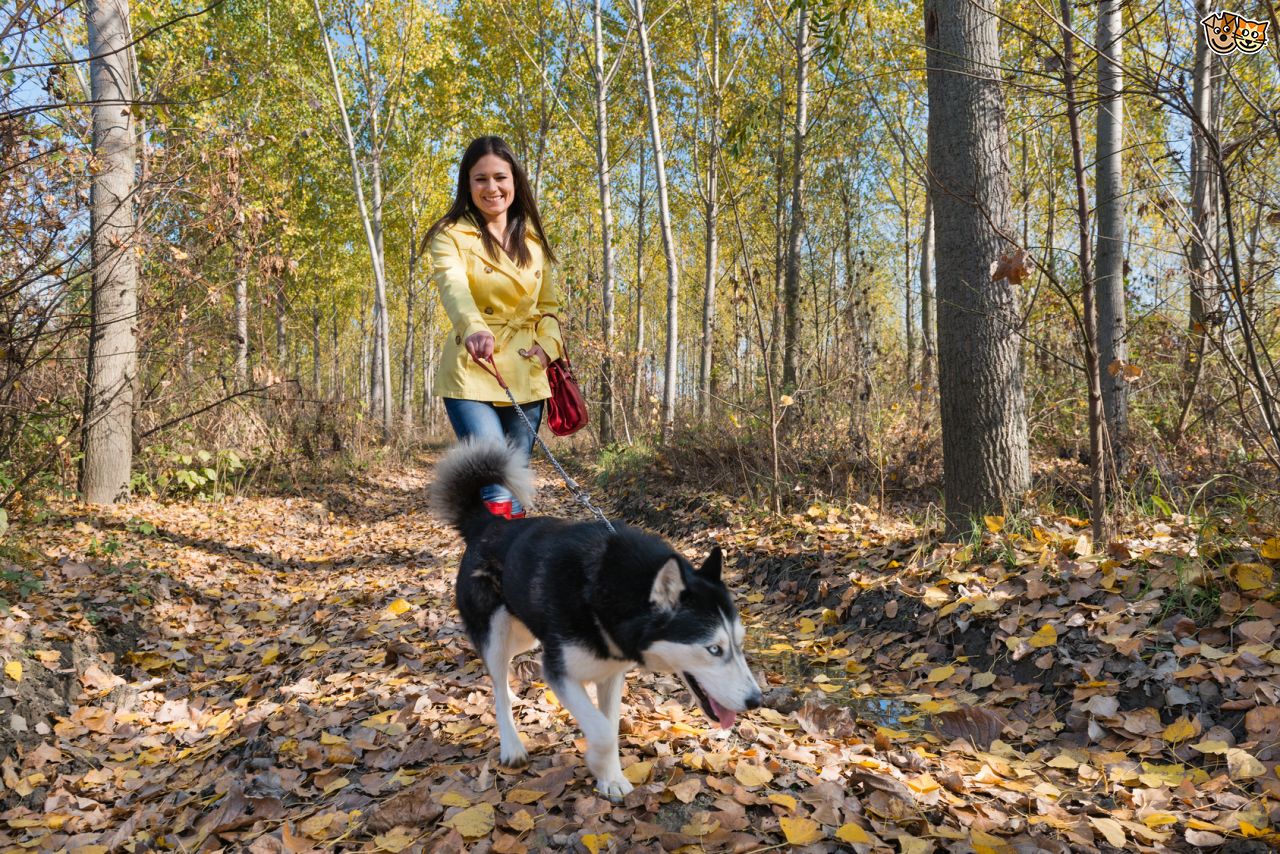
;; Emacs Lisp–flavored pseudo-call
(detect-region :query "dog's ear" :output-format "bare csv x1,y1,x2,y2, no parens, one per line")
698,546,723,583
651,558,686,610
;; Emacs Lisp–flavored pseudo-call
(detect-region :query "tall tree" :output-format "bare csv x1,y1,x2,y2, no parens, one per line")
589,0,623,444
924,0,1031,532
919,187,936,391
1095,0,1127,463
781,0,810,391
81,0,139,504
633,0,680,440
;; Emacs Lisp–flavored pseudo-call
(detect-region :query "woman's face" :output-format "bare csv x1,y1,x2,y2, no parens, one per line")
469,153,516,222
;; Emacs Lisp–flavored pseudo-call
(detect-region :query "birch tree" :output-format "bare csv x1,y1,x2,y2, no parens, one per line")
781,0,810,391
1095,0,1127,461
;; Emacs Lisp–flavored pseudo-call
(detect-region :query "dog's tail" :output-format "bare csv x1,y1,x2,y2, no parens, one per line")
430,437,534,540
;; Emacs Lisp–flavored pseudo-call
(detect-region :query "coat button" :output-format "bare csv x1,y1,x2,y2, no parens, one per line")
484,307,494,314
485,266,493,274
455,334,461,344
535,270,541,278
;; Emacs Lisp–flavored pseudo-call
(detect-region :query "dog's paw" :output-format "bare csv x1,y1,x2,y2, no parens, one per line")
595,775,634,803
499,746,529,769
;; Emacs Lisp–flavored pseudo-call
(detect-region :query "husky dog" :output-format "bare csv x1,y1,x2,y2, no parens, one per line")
431,437,762,800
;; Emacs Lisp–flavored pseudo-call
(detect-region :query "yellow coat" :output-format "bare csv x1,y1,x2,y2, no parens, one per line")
430,217,564,404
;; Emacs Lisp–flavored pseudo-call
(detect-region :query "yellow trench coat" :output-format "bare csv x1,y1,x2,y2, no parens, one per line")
430,217,564,405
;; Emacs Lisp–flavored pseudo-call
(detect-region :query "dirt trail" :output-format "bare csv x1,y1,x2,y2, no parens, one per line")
2,458,1279,852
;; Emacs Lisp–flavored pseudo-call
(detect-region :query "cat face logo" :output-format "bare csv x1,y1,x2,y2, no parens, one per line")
1201,10,1270,55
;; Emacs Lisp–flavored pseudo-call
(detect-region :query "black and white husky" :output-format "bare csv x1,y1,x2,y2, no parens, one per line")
431,437,762,800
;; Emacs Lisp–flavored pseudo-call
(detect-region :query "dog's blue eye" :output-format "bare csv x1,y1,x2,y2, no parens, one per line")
707,644,723,657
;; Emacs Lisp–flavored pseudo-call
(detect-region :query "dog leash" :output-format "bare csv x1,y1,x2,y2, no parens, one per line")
473,353,617,535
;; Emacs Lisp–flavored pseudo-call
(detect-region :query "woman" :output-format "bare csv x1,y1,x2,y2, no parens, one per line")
427,136,563,519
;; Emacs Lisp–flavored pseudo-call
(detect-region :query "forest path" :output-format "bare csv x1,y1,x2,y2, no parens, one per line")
2,454,1278,852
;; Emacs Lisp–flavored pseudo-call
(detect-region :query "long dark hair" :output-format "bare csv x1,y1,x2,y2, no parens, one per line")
424,136,555,268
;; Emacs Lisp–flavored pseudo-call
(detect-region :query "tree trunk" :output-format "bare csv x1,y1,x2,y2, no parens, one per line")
369,138,392,435
919,188,936,391
770,69,785,386
592,0,617,444
1058,0,1108,544
81,0,138,504
781,1,810,391
331,309,341,401
234,249,249,387
312,309,322,395
924,0,1031,533
632,140,647,421
275,281,287,369
313,0,392,441
1095,0,1127,465
633,0,681,441
902,147,914,387
1178,0,1219,439
698,3,721,420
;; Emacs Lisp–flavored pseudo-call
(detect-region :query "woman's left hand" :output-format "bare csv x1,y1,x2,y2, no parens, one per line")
520,344,549,369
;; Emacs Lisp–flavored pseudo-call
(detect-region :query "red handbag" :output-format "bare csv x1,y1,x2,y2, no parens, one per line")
541,314,588,436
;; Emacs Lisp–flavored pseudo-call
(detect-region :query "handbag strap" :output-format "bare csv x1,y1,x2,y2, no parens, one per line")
538,312,571,364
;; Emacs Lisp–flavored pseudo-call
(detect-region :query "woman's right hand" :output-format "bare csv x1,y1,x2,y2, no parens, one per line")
465,330,496,362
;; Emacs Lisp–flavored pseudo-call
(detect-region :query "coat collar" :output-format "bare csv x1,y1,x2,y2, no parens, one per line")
450,215,540,291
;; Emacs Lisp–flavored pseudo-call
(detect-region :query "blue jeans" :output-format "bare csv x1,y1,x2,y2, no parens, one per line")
443,397,544,514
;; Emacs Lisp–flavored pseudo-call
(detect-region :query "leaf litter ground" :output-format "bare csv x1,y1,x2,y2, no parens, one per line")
2,456,1280,852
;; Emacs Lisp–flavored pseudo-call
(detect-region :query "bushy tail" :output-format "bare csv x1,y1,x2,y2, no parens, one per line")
430,437,534,540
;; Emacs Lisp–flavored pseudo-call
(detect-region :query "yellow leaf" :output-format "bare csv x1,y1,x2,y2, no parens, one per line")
797,617,817,634
779,394,795,407
1260,538,1280,560
1028,625,1058,648
373,827,418,852
984,515,1005,533
972,671,997,689
384,598,414,617
1191,739,1229,754
779,817,823,846
508,809,535,832
581,833,612,853
926,665,956,683
506,788,545,804
261,645,280,665
445,803,495,838
1230,562,1273,591
681,816,720,836
623,761,653,784
922,586,950,608
734,763,774,787
1142,813,1178,829
836,823,872,844
1227,748,1266,779
1162,717,1196,744
898,833,933,854
768,794,798,811
5,660,21,682
1240,821,1270,838
1089,816,1127,848
439,791,471,807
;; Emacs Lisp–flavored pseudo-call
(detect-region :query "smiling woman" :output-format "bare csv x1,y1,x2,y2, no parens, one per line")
424,136,564,519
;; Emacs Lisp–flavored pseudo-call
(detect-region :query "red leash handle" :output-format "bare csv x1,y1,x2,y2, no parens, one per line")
471,353,509,390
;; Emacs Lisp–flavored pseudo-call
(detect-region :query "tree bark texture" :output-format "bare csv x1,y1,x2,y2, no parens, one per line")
592,0,617,444
924,0,1031,532
919,188,936,390
633,0,681,441
1095,0,1127,458
781,1,810,391
81,0,139,504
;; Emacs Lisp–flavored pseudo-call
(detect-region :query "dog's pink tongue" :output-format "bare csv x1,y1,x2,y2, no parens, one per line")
708,696,737,729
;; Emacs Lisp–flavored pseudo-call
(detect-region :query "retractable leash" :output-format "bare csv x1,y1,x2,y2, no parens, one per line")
473,353,617,535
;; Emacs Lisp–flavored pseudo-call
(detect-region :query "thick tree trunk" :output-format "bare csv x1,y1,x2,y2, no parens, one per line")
592,0,617,444
81,0,138,504
925,0,1031,533
781,1,810,391
1095,0,1127,463
919,188,936,391
633,0,681,441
